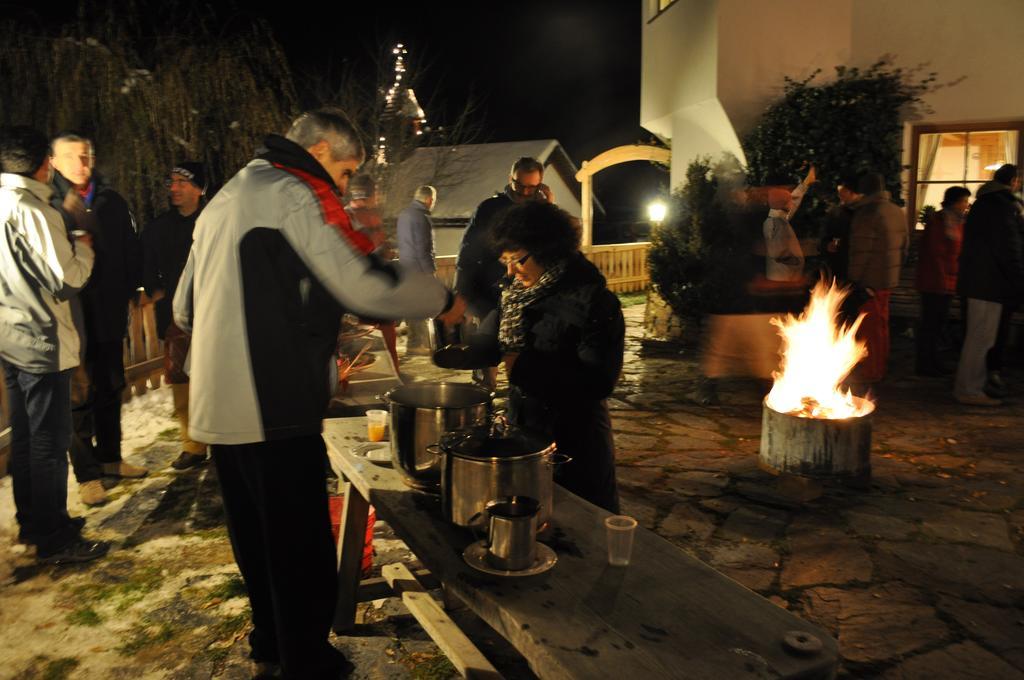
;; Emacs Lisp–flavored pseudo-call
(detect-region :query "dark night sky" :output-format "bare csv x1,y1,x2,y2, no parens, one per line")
15,1,667,225
261,2,667,225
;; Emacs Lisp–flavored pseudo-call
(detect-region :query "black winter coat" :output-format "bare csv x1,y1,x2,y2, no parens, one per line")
957,183,1024,303
454,191,515,317
142,208,197,338
475,253,625,512
51,172,141,343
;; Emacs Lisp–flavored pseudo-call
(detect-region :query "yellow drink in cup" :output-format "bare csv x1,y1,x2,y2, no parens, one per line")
366,410,388,442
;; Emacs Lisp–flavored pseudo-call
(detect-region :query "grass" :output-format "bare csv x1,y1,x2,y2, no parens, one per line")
117,623,178,656
66,606,103,627
156,427,181,441
69,563,164,611
616,290,648,308
409,653,458,680
37,657,80,680
205,574,248,602
208,611,251,641
192,527,229,541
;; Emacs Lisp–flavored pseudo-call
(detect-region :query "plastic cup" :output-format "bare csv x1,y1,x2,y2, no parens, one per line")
366,409,388,442
605,515,638,566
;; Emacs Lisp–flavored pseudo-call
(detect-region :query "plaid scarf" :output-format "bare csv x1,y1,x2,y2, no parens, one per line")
498,260,567,351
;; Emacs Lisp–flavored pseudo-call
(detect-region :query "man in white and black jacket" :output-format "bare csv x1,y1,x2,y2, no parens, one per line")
174,108,464,680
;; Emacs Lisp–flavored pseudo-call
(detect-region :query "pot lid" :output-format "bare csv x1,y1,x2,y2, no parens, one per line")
440,426,554,460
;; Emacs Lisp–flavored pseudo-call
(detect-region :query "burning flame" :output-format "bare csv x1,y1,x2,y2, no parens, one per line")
765,279,875,419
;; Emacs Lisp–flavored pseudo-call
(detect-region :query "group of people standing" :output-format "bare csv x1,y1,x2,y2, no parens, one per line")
1,108,628,678
814,163,1023,403
921,164,1024,406
0,127,212,565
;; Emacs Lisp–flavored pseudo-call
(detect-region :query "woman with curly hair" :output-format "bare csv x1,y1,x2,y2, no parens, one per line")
469,201,625,512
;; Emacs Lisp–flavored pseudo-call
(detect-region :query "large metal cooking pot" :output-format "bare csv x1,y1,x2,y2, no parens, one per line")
432,425,567,531
384,382,491,492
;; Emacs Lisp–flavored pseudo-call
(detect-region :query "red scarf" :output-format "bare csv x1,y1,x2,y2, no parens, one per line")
271,163,374,255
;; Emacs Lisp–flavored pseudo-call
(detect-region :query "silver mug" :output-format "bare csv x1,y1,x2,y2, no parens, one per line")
485,496,539,571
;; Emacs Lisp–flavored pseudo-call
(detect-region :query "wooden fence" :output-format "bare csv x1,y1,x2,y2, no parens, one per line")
584,242,650,292
434,241,651,295
0,298,163,476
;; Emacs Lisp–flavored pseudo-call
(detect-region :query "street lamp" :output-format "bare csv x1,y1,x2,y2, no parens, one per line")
647,200,667,225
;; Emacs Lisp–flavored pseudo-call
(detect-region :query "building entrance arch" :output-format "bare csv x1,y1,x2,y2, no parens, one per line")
575,144,671,249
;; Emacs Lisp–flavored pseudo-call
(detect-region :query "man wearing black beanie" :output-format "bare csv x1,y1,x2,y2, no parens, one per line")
142,162,209,469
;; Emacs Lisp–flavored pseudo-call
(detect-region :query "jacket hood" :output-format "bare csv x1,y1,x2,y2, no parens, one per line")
257,134,336,188
975,180,1014,198
1,172,54,203
851,190,893,208
560,251,607,289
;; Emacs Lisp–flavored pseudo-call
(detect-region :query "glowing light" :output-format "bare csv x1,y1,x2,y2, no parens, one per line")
646,200,667,224
765,279,874,419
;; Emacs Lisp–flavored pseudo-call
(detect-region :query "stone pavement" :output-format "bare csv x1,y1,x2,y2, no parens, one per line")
1,300,1022,679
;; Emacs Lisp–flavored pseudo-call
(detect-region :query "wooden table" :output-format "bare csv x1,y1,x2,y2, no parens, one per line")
324,418,839,679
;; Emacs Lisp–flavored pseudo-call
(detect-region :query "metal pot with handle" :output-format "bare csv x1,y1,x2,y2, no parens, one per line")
430,424,570,531
383,382,491,492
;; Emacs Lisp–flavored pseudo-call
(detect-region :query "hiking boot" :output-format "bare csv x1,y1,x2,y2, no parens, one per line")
102,461,148,478
955,393,1003,407
171,451,208,470
37,537,109,565
78,480,108,506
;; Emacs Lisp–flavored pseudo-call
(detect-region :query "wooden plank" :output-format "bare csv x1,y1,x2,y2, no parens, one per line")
333,479,370,632
323,418,839,680
141,303,160,360
125,357,164,382
358,568,439,601
383,563,504,680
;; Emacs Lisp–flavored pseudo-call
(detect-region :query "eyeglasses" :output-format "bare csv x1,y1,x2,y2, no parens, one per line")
511,179,540,193
500,253,531,268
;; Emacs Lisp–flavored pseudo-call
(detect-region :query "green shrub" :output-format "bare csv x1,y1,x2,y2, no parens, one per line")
743,57,937,235
648,156,760,319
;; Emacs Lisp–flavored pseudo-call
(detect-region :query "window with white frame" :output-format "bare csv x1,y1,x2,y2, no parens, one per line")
910,123,1023,227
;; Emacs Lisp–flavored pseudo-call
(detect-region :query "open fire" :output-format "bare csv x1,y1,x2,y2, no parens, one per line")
765,278,875,419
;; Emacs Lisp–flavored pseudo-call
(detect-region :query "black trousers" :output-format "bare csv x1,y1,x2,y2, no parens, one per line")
212,435,347,679
916,292,952,373
5,364,78,553
69,340,126,482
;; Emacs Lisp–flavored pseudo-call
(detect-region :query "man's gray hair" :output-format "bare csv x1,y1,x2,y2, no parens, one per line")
414,185,436,203
51,131,94,155
286,108,363,162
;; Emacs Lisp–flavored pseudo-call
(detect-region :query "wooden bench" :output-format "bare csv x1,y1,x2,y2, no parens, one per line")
323,418,839,679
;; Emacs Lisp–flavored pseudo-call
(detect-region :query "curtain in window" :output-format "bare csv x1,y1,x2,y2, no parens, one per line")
918,134,942,182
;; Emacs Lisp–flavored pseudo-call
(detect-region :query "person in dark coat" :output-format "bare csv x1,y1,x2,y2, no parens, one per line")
455,156,552,388
470,202,624,512
142,162,208,469
954,164,1024,405
914,186,970,376
50,132,146,506
818,174,861,282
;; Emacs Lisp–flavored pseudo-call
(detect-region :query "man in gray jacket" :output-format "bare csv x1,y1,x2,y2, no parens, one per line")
0,126,107,564
396,185,437,354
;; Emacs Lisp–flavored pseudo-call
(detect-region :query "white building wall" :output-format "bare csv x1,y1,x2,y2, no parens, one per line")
642,0,1024,190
